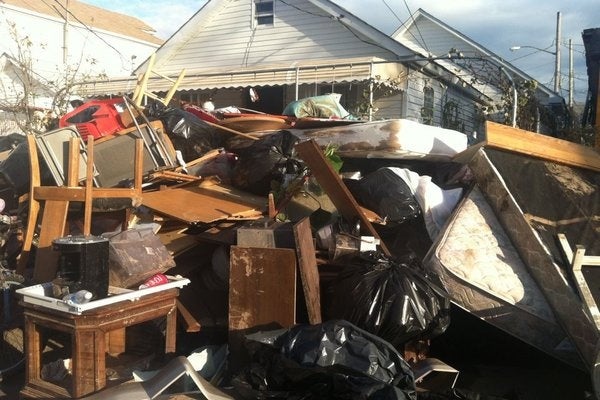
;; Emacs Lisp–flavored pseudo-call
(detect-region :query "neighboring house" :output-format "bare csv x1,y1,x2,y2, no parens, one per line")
392,9,566,135
0,0,162,133
0,52,55,133
77,1,565,136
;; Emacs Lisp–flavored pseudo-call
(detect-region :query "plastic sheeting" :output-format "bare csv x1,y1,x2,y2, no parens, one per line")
324,252,451,348
231,320,416,400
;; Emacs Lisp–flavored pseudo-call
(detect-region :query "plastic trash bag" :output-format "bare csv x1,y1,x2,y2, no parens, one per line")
231,130,302,196
146,103,223,161
345,167,422,226
231,320,416,400
324,252,451,348
282,93,354,119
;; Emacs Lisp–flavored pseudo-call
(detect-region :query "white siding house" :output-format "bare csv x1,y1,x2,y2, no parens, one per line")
393,9,566,135
76,1,566,136
0,0,162,133
79,0,422,120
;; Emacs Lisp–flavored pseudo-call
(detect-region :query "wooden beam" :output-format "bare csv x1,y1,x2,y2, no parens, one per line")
484,121,600,172
295,139,391,256
176,300,201,333
293,217,322,325
17,135,41,275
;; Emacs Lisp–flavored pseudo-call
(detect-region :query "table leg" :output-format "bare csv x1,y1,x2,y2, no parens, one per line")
95,329,106,390
165,303,177,354
72,330,101,398
24,315,41,382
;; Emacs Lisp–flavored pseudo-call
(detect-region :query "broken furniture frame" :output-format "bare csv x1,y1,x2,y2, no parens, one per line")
121,96,176,168
17,135,143,283
20,287,180,399
557,233,600,331
132,53,186,108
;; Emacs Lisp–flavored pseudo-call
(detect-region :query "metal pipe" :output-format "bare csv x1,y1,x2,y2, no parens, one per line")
569,38,573,108
500,67,517,127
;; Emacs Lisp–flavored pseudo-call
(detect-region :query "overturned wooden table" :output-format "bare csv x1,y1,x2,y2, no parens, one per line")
19,279,188,399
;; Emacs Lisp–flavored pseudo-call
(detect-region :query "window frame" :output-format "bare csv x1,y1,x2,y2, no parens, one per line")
253,0,274,27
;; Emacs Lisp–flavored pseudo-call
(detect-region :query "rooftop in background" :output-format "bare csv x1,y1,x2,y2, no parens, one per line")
0,0,164,45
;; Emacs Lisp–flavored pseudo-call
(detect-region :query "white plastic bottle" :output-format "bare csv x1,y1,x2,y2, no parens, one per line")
63,290,93,304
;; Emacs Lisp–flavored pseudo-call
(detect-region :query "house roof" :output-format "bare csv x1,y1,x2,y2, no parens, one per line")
393,9,559,102
76,0,417,95
0,0,163,45
134,0,415,75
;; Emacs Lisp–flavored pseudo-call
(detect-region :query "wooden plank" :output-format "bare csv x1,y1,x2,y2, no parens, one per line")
142,184,265,224
33,187,140,201
293,217,322,324
83,137,95,235
295,139,391,256
176,300,201,333
17,135,41,275
229,246,296,332
32,200,69,282
484,121,600,172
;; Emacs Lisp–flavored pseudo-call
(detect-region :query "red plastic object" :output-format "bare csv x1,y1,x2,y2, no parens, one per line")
59,98,126,141
182,103,221,124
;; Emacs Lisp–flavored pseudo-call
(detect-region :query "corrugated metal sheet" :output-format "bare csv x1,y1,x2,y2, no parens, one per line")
75,57,406,97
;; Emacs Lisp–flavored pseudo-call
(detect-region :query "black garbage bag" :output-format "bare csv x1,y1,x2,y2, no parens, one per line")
324,253,450,348
344,167,421,226
230,130,302,196
147,103,223,161
231,320,416,400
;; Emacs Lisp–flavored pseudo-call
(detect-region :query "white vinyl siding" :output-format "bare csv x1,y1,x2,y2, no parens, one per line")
154,0,398,76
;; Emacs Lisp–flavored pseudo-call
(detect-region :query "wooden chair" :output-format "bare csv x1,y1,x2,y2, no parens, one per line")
17,135,143,283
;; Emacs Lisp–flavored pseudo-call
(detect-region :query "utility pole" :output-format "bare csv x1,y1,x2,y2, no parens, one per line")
554,11,561,94
63,0,69,64
568,38,573,108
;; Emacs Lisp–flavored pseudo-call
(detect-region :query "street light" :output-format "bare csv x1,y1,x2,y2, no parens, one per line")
509,45,556,55
508,12,561,94
510,45,560,94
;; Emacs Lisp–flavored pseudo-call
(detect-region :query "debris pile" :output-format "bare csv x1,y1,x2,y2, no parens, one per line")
0,93,597,400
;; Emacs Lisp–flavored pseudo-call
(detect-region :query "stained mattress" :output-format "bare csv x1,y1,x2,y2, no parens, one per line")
423,185,584,369
290,119,468,160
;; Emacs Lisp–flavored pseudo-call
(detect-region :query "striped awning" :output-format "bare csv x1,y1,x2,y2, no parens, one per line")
75,57,406,97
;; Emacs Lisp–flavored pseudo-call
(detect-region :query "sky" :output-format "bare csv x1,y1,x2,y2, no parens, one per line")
84,0,600,103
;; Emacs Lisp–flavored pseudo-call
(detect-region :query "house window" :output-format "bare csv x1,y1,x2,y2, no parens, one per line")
422,86,434,125
254,1,274,26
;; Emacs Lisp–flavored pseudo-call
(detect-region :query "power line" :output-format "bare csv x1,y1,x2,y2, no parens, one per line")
401,0,430,53
50,0,129,66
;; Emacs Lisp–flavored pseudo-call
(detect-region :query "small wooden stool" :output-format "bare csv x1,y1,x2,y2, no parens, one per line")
20,288,179,399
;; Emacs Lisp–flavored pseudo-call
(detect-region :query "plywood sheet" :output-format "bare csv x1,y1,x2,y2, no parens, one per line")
229,246,296,332
142,183,266,224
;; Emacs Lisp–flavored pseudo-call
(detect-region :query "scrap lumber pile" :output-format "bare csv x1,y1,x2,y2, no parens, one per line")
1,96,599,400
